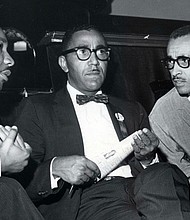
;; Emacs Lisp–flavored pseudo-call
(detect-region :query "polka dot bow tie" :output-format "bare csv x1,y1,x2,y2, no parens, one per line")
76,94,109,105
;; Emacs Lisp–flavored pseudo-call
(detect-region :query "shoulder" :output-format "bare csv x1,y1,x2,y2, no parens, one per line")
23,88,66,106
108,96,147,118
109,96,145,111
149,87,176,114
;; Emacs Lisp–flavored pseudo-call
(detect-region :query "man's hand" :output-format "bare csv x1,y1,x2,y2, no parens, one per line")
52,155,101,185
0,125,32,173
131,128,159,164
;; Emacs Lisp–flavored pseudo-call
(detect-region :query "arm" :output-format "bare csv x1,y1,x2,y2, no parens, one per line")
150,120,190,179
52,155,100,185
15,98,54,200
15,96,100,201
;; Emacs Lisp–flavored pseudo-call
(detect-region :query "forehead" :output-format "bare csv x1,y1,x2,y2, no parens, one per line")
69,30,106,47
167,35,190,57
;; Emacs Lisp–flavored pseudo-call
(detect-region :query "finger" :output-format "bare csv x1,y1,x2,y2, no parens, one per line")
7,125,25,149
15,132,25,149
135,130,151,146
83,169,97,180
86,159,101,178
0,125,9,141
133,133,145,149
4,125,11,132
3,127,18,146
142,128,158,143
76,179,84,185
131,141,141,153
4,126,18,144
80,174,90,183
24,142,32,154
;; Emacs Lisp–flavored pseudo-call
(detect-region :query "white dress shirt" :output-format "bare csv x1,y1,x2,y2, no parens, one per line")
67,83,133,178
51,82,158,188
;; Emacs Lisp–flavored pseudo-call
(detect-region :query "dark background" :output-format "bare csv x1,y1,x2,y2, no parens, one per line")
0,0,190,124
1,0,189,44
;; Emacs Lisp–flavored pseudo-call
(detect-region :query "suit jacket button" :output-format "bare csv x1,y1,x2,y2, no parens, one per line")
38,191,48,196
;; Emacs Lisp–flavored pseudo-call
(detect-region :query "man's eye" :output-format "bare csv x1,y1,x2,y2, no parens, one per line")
98,49,106,54
180,57,189,63
167,58,174,64
79,48,88,54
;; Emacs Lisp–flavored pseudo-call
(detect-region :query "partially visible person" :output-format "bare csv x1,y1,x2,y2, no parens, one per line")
0,27,31,174
0,27,44,220
149,25,190,181
15,24,190,220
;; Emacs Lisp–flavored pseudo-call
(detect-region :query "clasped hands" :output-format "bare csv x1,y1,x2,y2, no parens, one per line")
52,128,159,186
0,125,32,173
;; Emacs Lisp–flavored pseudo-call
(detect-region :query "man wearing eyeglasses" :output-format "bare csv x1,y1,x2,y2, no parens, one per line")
149,25,190,182
15,24,190,220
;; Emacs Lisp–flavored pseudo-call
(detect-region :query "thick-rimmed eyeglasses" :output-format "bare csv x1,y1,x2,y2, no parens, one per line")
61,47,111,61
161,56,190,70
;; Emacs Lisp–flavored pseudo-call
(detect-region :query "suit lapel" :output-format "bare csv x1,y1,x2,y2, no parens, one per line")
53,88,84,156
106,102,128,141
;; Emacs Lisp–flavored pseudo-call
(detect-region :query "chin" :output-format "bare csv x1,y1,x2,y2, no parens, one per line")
88,82,102,91
177,87,190,96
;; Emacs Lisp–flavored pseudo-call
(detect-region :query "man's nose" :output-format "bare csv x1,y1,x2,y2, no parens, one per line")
170,62,182,77
89,51,99,65
4,52,15,67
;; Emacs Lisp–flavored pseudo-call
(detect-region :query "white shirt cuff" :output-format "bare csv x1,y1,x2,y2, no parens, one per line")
141,153,159,169
50,157,60,189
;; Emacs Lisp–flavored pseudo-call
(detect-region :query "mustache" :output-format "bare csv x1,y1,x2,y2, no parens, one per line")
172,75,182,80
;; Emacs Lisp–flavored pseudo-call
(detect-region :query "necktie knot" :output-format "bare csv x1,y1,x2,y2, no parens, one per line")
76,94,109,105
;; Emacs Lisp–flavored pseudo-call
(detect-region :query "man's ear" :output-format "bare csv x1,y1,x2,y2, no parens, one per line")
58,55,69,73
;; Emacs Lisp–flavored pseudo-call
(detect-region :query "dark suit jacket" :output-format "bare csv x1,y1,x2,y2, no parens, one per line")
15,87,150,220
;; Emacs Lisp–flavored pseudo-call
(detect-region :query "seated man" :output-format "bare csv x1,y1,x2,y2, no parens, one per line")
0,27,43,220
16,24,190,220
149,25,190,182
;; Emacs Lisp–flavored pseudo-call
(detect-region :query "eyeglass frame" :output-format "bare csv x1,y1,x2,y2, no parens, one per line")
161,56,190,70
61,46,111,61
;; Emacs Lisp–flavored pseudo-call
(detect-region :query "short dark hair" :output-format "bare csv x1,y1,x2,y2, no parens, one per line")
61,24,107,52
170,25,190,40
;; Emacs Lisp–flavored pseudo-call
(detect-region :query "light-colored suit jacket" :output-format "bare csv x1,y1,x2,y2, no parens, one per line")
149,87,190,180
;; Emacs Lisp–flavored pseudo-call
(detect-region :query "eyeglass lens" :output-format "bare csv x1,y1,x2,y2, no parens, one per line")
163,56,190,70
76,48,110,61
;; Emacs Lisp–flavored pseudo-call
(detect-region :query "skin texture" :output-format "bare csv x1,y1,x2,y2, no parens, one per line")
53,28,159,185
0,28,32,174
0,125,32,173
167,34,190,96
0,28,14,90
59,30,108,96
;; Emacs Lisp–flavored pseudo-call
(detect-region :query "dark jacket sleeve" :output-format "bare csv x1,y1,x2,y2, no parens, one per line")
14,97,65,202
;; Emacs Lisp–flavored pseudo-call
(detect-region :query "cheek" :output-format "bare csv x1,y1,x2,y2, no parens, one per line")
100,62,107,75
186,71,190,79
0,56,3,66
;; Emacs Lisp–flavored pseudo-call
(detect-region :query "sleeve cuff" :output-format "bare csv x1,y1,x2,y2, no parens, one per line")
50,157,60,189
141,153,159,169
